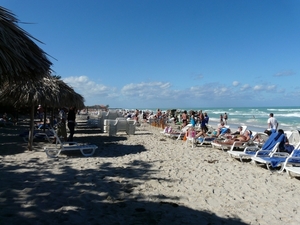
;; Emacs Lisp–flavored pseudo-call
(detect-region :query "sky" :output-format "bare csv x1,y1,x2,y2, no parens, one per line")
2,0,300,109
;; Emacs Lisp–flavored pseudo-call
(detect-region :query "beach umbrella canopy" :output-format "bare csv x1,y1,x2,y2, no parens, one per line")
54,79,85,109
0,75,60,107
0,76,85,108
0,75,85,151
0,6,52,84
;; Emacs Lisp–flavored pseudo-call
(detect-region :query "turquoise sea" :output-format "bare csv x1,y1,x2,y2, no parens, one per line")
139,106,300,132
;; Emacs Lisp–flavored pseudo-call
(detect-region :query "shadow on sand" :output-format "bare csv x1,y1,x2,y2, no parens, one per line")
0,120,249,224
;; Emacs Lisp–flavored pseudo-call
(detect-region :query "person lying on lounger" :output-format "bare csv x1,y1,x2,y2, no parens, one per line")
231,126,243,136
212,129,251,145
195,123,231,138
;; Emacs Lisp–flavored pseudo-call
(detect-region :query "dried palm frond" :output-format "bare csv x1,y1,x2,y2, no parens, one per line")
0,6,52,84
0,76,85,108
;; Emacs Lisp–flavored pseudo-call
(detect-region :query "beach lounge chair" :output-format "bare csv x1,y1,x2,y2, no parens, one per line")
210,127,251,151
197,136,217,146
227,131,284,162
160,125,173,134
44,128,98,158
165,124,192,140
223,132,269,153
194,124,218,145
285,130,300,147
281,149,300,178
199,126,233,148
19,129,54,143
194,125,216,146
185,128,197,148
251,142,300,171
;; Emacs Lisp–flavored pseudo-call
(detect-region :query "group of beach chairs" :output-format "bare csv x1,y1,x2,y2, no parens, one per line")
160,123,300,178
20,110,140,158
19,114,300,178
19,121,98,158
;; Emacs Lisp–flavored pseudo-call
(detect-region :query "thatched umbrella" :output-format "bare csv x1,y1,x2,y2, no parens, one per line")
55,79,85,109
0,76,85,150
0,6,52,84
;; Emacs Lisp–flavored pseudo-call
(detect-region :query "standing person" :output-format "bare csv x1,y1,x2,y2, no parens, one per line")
220,114,223,123
134,109,139,122
268,113,279,131
156,109,162,119
190,114,196,127
204,112,209,124
37,105,44,121
224,112,228,125
53,107,68,143
181,110,188,127
199,113,208,133
67,106,76,142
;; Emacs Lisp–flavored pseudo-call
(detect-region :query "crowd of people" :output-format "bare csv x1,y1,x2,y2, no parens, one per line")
32,105,284,149
176,112,294,154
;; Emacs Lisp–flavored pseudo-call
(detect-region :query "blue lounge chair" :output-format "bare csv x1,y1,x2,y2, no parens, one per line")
228,131,284,162
251,142,300,171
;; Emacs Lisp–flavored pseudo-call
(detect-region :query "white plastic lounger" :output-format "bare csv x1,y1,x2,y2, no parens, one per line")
197,136,216,146
281,148,300,178
228,132,283,162
44,128,98,158
285,167,300,178
250,137,300,171
165,124,192,140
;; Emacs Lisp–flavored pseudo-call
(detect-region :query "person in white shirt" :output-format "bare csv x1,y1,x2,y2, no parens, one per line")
267,113,279,131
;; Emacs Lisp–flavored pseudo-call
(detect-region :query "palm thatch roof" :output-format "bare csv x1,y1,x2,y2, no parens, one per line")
0,75,85,151
55,79,85,109
0,6,52,84
0,75,60,107
0,76,85,108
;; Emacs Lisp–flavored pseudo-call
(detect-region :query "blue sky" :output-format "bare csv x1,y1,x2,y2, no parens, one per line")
2,0,300,108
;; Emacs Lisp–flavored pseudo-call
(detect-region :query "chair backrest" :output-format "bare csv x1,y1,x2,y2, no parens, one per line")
206,125,214,134
163,126,173,133
241,125,247,134
50,128,63,147
220,127,229,135
262,132,285,150
187,129,196,138
286,130,300,147
106,110,119,120
182,124,192,133
259,133,269,142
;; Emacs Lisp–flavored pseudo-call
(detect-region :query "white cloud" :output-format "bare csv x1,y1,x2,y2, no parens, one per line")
192,74,204,80
274,70,295,77
253,84,277,92
253,85,263,91
60,76,291,107
232,81,239,86
266,85,276,91
240,84,250,91
63,76,113,98
121,82,172,99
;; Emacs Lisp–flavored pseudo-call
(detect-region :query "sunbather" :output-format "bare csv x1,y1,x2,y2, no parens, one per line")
231,126,243,136
213,129,251,145
195,123,230,139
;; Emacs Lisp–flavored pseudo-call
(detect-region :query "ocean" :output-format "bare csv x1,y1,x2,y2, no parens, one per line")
139,106,300,133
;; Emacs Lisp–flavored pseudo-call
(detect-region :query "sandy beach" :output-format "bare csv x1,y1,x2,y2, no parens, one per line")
1,118,300,225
